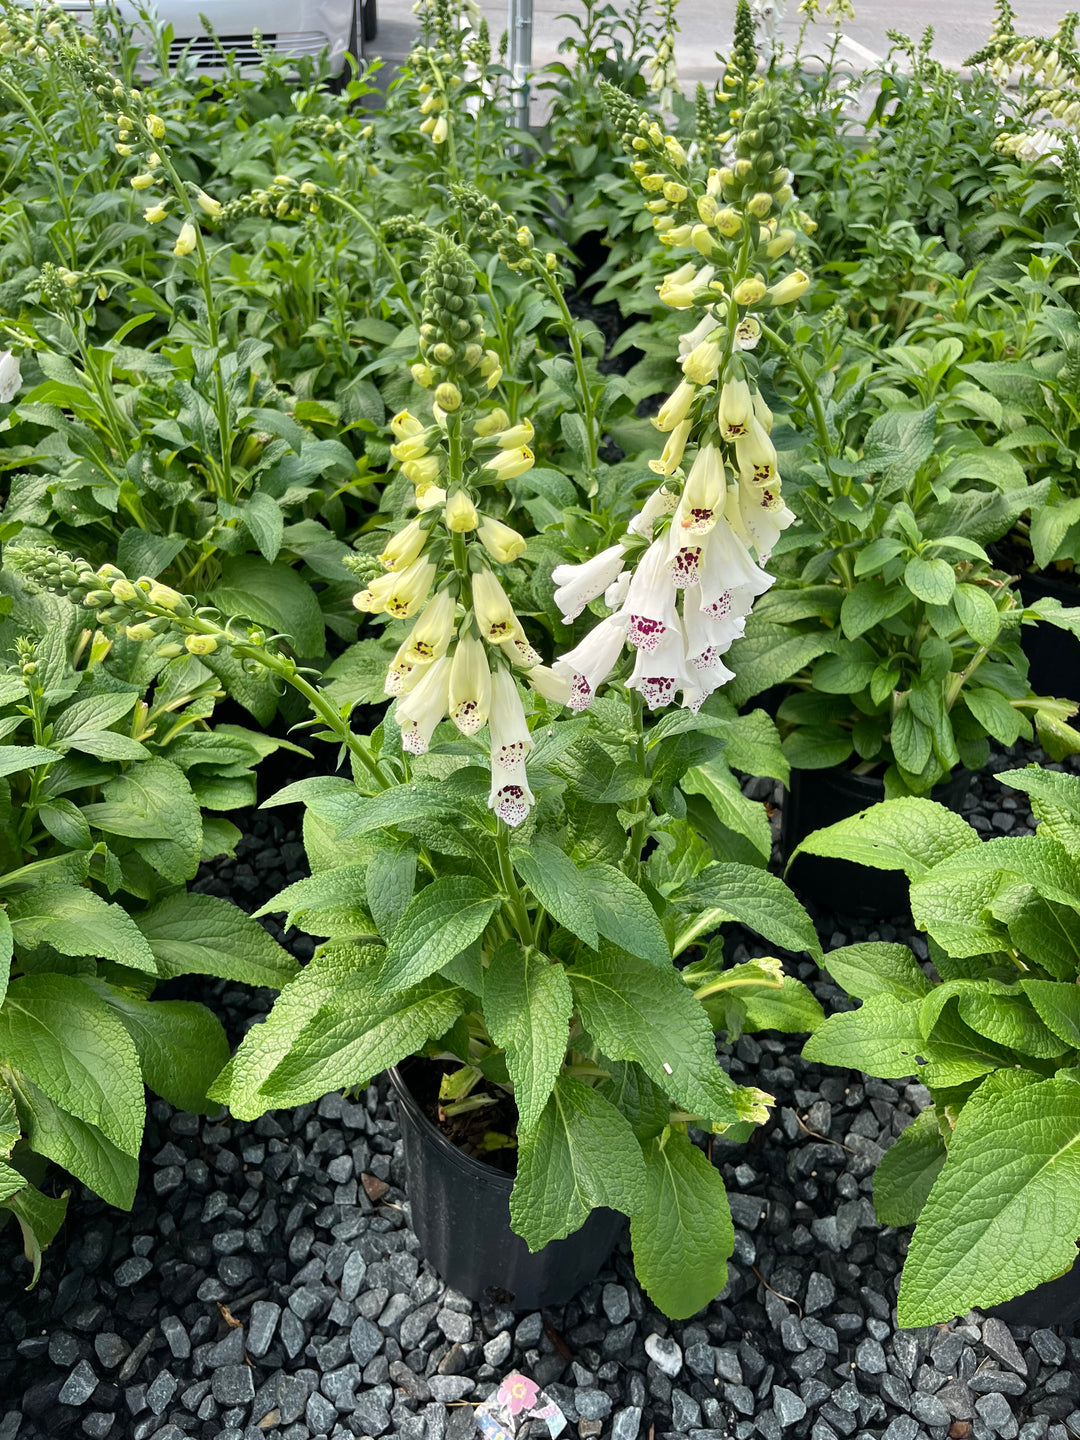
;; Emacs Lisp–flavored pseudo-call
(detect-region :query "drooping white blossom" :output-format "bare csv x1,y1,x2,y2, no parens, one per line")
552,543,627,624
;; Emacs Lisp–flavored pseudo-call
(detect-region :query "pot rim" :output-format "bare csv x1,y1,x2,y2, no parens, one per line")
387,1062,516,1196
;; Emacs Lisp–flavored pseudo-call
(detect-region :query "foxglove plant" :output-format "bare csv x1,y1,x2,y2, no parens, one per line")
548,82,808,715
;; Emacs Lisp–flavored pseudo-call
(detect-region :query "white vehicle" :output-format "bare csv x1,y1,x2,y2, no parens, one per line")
59,0,375,77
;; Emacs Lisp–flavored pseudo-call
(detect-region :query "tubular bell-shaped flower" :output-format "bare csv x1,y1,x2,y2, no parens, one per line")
552,544,627,624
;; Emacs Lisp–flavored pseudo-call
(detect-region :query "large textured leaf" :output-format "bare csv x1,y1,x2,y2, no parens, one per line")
898,1078,1080,1325
212,947,464,1118
568,948,739,1124
0,975,144,1156
134,892,297,988
0,746,63,779
0,911,11,1010
682,762,772,862
630,1129,734,1319
509,1075,645,1249
677,863,822,960
919,981,1068,1060
255,865,375,938
0,1158,26,1204
101,759,202,883
213,554,324,656
1021,980,1080,1048
803,994,925,1079
376,877,498,993
791,798,979,879
598,1061,671,1142
825,942,934,1002
365,846,416,940
89,982,230,1114
873,1108,947,1227
581,863,670,967
998,766,1080,857
485,944,573,1135
514,840,598,950
7,886,156,973
6,1071,138,1210
724,625,834,708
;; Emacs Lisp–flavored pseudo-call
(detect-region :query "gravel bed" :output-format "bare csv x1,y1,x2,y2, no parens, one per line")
2,742,1078,1440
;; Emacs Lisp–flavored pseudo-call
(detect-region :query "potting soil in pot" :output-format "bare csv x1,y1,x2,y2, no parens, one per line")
1,745,1078,1440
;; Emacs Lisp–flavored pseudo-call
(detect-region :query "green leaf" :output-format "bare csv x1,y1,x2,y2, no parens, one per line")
905,557,956,605
4,1179,69,1285
683,761,772,861
630,1129,734,1320
567,948,739,1124
51,691,137,739
920,982,1068,1059
0,974,143,1155
485,943,573,1135
790,797,978,879
840,579,912,641
953,585,1001,647
213,554,324,656
781,725,855,770
365,846,416,940
678,863,823,960
891,706,933,775
897,1077,1080,1325
582,862,671,968
0,1158,26,1204
738,974,825,1034
873,1108,947,1227
998,765,1080,857
7,1071,138,1210
134,892,297,988
0,911,11,1010
1031,496,1080,570
243,491,285,564
999,889,1080,980
597,1060,671,1142
1020,979,1080,1047
0,745,63,778
803,994,925,1079
964,688,1025,747
7,885,156,972
509,1075,646,1249
515,839,598,950
255,865,375,938
38,798,92,851
813,640,879,695
334,782,459,840
724,625,834,708
376,877,498,993
213,946,465,1117
825,942,934,1001
101,759,202,883
90,983,230,1114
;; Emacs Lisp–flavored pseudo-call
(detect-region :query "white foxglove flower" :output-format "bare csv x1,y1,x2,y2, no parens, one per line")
604,569,631,610
354,555,436,618
623,538,679,652
649,418,693,476
525,664,572,706
488,668,533,771
385,588,457,693
727,479,796,564
501,634,544,668
396,654,452,754
718,378,753,440
672,445,726,537
488,756,535,827
681,336,723,386
736,419,778,485
552,543,627,624
477,516,527,563
472,568,520,643
554,613,628,711
627,626,697,711
684,584,748,663
678,312,719,359
654,379,697,432
379,517,427,572
627,485,678,538
449,636,492,736
0,351,20,404
698,517,774,615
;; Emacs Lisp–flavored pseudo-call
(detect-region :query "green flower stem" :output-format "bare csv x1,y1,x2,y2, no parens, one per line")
540,268,601,495
324,193,419,325
627,686,649,878
495,823,536,945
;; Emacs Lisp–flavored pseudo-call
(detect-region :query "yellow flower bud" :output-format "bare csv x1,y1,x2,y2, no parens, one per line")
148,583,186,612
432,342,454,364
411,363,434,387
664,136,688,166
144,202,169,223
124,623,158,642
300,181,318,196
654,379,697,432
697,194,719,226
392,409,425,440
146,113,166,138
663,181,688,203
746,192,773,219
732,276,767,305
640,172,665,193
494,418,534,448
379,517,428,571
485,447,534,481
116,143,133,156
691,226,716,260
477,516,527,564
185,634,218,655
444,490,480,532
402,454,442,487
434,382,462,412
110,579,139,604
432,116,449,145
474,408,510,438
174,221,197,257
766,229,797,258
766,269,810,305
195,188,222,217
130,172,157,190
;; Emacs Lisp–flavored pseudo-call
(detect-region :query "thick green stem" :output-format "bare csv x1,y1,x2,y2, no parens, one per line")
627,687,648,878
495,823,534,944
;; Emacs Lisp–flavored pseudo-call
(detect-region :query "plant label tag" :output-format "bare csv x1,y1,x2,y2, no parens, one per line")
475,1373,567,1440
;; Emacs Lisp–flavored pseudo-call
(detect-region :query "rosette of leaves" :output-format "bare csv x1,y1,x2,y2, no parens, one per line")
794,766,1080,1322
209,691,826,1319
0,582,297,1277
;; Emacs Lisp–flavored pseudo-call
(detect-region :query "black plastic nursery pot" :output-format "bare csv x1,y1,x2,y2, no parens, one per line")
1013,563,1080,704
780,765,971,919
985,1252,1080,1328
387,1064,625,1311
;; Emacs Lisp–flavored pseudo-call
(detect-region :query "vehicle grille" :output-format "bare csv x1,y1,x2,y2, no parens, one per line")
167,31,330,66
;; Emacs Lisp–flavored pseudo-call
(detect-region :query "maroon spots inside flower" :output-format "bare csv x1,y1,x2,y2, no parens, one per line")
452,700,484,735
494,784,530,826
402,723,427,754
759,488,782,511
723,421,749,439
569,674,593,711
628,614,668,651
752,464,773,484
641,674,678,709
495,740,528,769
486,620,517,640
692,646,720,672
671,547,702,588
702,589,733,620
412,640,436,659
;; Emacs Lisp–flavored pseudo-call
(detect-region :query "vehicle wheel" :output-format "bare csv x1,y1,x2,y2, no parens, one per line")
362,0,376,44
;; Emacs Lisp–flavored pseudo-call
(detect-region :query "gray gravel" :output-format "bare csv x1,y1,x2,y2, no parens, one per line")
2,746,1078,1440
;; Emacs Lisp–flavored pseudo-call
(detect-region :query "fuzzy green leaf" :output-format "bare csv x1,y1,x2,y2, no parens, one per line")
255,865,375,938
905,557,956,605
101,759,202,883
515,840,598,950
581,862,670,967
135,892,297,988
365,846,416,940
7,885,156,972
485,943,573,1135
790,797,979,879
4,1179,69,1284
377,877,498,993
679,863,822,960
824,942,934,1002
1021,979,1080,1048
214,553,324,656
510,1075,645,1249
630,1129,734,1320
7,1071,138,1210
802,994,925,1079
88,981,230,1114
873,1108,947,1227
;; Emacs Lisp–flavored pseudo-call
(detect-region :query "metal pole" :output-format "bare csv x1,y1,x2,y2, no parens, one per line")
508,0,533,138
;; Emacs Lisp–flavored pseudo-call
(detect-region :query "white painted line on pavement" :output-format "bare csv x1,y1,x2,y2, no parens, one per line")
837,33,883,65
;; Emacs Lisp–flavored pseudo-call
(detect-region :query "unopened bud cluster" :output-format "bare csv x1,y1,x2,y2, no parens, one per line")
0,3,80,59
412,235,499,405
452,184,538,272
217,174,322,223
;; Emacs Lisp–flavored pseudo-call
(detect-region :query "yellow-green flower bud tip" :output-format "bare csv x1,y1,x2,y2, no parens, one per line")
432,116,449,145
494,418,534,448
474,407,510,438
125,623,157,642
195,188,222,217
696,195,719,226
732,276,767,306
691,226,716,260
746,192,773,219
477,516,527,563
146,113,165,138
300,181,318,196
130,171,157,190
765,228,797,258
485,446,534,481
663,181,688,203
444,490,480,531
174,221,197,257
144,202,169,223
432,343,454,364
185,634,218,655
156,642,184,659
411,363,434,388
110,579,139,605
147,583,187,613
391,409,425,440
640,173,665,192
767,270,810,305
434,382,462,412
